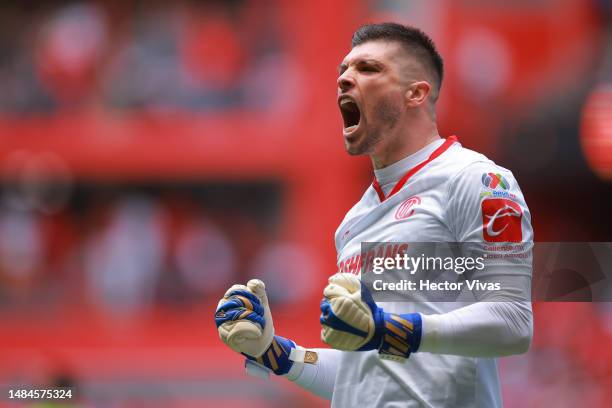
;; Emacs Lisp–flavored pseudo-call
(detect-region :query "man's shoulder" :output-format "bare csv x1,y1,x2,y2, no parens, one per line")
333,185,376,240
442,143,528,210
440,143,513,180
446,143,493,168
339,186,376,223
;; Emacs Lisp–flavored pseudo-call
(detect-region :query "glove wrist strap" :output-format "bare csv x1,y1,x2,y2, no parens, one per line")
377,312,422,362
244,335,295,375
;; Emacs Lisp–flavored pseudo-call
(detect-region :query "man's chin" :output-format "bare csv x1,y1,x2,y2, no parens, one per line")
345,141,367,156
344,132,376,156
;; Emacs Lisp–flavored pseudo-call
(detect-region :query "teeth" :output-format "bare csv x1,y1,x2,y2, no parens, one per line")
340,99,357,111
345,125,357,132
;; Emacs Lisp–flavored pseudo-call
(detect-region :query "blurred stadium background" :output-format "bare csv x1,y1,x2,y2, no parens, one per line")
0,0,611,406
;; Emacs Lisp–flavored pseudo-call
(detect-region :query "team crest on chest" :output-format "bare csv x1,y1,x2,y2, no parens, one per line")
394,196,421,220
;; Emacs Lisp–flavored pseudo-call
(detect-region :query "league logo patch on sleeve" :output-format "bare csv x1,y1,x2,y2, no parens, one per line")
481,198,522,242
481,172,510,190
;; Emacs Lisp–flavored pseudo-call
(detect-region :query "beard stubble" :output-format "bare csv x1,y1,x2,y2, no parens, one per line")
347,97,401,156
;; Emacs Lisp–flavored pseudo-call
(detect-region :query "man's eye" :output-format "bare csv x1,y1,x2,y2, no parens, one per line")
359,65,378,72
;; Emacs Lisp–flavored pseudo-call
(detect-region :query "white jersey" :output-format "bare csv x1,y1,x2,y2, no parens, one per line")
331,136,533,408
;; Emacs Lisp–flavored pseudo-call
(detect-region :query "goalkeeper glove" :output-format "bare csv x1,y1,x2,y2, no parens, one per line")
215,279,295,375
320,273,422,361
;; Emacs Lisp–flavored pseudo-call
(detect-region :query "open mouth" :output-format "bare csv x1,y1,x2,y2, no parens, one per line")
339,97,361,134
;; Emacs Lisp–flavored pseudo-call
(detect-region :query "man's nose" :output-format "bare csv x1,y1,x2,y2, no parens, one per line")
337,73,354,92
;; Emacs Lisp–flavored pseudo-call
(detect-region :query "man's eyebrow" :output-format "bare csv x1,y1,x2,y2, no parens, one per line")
358,58,382,65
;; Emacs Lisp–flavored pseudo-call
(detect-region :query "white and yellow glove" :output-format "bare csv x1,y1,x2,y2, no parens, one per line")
320,273,422,361
215,279,274,357
215,279,296,375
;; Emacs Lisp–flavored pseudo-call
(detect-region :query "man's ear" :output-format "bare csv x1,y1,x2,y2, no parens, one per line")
404,81,431,108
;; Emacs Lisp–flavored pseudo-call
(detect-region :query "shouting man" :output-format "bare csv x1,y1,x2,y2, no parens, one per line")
215,22,533,407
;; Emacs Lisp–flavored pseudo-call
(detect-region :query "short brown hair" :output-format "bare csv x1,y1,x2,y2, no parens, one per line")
352,22,444,100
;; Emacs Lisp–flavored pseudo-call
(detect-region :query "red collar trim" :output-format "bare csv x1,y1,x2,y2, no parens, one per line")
372,136,458,202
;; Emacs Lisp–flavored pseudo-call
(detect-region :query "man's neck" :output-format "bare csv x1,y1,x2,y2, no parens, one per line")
370,127,441,170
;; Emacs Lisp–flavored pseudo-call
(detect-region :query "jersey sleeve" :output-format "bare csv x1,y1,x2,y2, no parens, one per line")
417,161,534,357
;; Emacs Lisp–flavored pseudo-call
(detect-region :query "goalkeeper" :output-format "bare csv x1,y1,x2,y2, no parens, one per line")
215,22,533,407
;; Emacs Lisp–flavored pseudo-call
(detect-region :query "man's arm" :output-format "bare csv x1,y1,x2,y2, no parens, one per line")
429,161,534,357
419,301,532,357
282,348,339,400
